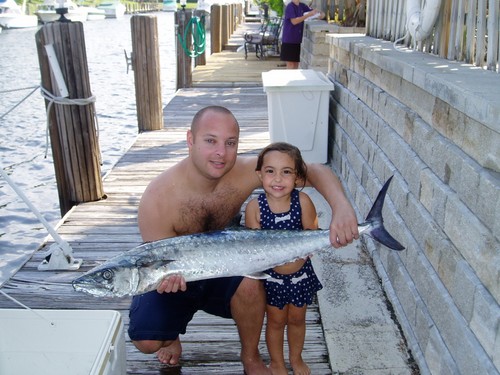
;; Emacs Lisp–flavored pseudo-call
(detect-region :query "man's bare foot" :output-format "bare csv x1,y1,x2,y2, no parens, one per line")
242,353,271,375
156,337,182,365
269,360,288,375
290,357,310,375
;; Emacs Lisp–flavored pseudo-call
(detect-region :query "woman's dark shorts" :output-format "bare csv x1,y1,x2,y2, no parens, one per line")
280,42,301,62
128,276,243,341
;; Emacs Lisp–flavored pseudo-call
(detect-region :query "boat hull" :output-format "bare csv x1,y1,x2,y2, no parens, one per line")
97,2,126,19
36,9,87,23
0,14,38,28
84,6,106,21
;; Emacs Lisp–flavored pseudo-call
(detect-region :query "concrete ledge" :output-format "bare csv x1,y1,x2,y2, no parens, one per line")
327,34,500,134
306,188,415,374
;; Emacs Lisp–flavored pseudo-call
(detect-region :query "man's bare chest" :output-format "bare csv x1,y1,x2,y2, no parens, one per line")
175,187,247,234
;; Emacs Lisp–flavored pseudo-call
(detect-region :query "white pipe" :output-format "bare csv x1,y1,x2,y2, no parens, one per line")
406,0,442,42
0,167,71,253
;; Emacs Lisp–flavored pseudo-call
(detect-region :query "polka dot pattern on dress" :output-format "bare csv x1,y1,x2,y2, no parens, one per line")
257,189,323,309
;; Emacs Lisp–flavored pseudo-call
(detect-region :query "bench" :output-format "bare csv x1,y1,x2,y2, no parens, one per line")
244,17,283,60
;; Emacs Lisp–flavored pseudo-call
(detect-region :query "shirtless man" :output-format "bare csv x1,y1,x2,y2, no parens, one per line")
128,106,359,374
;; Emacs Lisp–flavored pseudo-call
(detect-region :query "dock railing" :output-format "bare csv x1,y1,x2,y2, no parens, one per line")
365,0,499,73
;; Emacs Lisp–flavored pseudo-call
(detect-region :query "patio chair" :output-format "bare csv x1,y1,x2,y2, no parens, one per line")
244,17,283,60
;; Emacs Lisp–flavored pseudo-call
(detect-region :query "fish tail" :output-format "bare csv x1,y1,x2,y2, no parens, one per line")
363,176,405,251
369,225,405,251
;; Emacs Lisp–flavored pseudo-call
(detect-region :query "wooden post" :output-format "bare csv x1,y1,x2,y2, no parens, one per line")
211,4,222,54
130,15,163,132
221,4,229,49
176,10,193,89
194,9,206,66
35,22,104,217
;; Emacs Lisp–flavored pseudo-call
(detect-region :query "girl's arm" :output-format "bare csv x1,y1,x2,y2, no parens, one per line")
299,192,319,230
244,199,261,229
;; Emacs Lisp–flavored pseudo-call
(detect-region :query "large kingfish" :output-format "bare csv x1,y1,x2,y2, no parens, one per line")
73,176,404,297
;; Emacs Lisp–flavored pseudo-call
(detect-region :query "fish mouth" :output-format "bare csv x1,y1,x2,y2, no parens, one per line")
72,277,112,297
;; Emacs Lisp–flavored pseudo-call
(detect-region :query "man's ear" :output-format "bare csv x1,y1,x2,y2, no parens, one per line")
187,130,193,148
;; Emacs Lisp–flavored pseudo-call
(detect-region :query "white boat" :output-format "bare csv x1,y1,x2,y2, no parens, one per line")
35,0,88,23
0,0,38,29
162,0,177,12
83,6,105,20
97,0,125,19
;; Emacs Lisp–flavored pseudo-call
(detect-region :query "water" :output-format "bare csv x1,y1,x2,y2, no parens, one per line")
0,12,178,286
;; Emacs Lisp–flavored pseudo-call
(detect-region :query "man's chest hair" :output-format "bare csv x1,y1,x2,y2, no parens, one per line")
175,186,245,234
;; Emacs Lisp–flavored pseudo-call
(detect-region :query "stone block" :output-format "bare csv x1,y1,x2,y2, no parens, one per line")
424,326,459,375
470,279,500,359
444,195,500,302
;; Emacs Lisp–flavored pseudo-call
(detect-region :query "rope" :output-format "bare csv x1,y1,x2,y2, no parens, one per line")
0,85,40,120
0,289,55,326
393,30,411,51
178,14,206,58
39,85,100,159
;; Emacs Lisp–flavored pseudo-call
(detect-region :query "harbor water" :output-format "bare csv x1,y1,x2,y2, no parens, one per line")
0,12,178,286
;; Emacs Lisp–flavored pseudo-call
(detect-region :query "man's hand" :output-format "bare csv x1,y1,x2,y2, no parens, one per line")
329,201,359,248
157,274,187,293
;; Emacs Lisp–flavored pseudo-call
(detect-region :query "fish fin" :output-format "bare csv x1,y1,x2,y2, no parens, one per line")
365,176,393,222
136,259,174,268
369,226,405,251
363,176,405,251
245,272,270,280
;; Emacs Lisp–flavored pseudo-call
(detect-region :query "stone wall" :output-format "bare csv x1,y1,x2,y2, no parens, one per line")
301,25,499,375
300,21,364,73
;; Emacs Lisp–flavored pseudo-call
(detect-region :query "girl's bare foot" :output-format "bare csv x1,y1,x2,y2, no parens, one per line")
290,357,310,375
241,355,271,375
269,360,288,375
156,337,182,365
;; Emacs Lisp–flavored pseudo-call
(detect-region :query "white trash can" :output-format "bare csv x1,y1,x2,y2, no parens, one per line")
262,69,334,163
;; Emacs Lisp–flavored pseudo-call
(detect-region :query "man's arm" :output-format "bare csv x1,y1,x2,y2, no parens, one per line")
305,163,359,248
137,173,177,242
137,172,187,293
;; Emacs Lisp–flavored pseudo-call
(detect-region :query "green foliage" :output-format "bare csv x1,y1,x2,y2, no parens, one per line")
260,0,283,17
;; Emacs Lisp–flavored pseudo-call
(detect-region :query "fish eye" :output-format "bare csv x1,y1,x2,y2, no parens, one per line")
101,269,114,280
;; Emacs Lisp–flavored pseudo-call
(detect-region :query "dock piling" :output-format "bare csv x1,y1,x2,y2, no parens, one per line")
130,15,164,132
35,22,104,216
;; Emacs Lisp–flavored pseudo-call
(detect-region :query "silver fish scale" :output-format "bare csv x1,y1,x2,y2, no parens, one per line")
136,229,332,282
110,229,331,296
73,176,404,297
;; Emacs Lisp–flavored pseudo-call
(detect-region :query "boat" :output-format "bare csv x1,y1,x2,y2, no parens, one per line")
97,0,125,19
35,0,88,23
0,0,38,29
83,6,105,20
162,0,177,12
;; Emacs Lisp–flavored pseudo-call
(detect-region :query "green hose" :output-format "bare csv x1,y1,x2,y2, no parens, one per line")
178,14,206,58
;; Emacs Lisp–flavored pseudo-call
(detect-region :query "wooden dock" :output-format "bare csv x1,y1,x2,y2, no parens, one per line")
0,23,332,375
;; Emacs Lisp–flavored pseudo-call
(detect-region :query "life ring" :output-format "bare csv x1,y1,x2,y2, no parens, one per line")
406,0,442,41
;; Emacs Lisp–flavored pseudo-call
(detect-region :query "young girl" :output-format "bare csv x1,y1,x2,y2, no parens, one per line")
245,142,323,375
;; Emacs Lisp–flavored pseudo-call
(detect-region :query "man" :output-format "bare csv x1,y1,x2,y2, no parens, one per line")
128,106,359,374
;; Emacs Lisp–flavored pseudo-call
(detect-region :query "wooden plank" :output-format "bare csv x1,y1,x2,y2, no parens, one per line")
0,45,332,373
